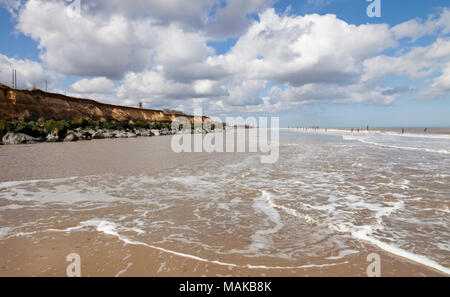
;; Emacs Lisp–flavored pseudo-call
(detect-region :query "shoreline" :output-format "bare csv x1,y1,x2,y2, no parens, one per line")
283,127,450,137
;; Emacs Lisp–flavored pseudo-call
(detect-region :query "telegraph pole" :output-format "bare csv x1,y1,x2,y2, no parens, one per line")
11,69,18,89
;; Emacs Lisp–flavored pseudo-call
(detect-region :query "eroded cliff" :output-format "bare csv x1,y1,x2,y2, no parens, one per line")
0,84,205,123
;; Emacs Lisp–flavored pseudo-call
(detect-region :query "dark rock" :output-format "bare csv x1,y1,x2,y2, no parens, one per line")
92,131,104,139
76,131,92,140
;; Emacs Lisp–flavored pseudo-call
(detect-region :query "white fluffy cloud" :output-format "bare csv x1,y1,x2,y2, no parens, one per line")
0,54,58,89
68,77,115,94
266,36,450,106
206,0,273,39
116,67,228,105
14,0,232,81
211,9,395,87
430,63,450,89
362,37,450,91
223,80,266,106
392,8,450,41
85,0,273,40
420,62,450,98
2,1,449,114
17,0,158,78
152,25,227,82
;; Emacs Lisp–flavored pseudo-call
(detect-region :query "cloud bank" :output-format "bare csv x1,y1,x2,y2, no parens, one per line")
1,0,449,115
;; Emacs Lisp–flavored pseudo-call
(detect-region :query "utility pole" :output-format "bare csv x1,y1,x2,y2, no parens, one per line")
12,69,17,89
45,80,48,91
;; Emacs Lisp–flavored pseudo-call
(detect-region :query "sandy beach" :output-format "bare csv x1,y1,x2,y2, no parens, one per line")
0,133,448,277
0,231,444,277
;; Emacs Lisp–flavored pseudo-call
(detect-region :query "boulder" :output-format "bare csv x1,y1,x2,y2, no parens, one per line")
115,131,128,138
103,131,114,138
92,131,105,139
125,132,137,138
2,132,41,145
76,131,92,140
46,134,59,142
150,129,160,136
64,133,78,142
160,129,174,136
141,129,153,137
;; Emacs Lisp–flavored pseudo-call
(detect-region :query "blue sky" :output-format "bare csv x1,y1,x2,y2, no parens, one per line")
0,0,449,127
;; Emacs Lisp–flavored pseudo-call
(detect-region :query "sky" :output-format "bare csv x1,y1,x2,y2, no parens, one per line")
0,0,449,127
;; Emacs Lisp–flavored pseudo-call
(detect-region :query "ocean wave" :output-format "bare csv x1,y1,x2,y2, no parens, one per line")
287,128,450,154
342,135,450,155
261,191,450,275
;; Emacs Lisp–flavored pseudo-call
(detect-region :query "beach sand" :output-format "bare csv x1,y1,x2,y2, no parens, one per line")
0,135,448,277
0,231,444,277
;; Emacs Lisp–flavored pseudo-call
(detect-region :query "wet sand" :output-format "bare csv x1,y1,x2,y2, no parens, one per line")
0,232,444,277
0,135,448,277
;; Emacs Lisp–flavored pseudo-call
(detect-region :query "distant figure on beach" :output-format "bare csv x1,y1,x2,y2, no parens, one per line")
351,128,354,133
367,125,369,131
424,128,428,133
402,128,405,134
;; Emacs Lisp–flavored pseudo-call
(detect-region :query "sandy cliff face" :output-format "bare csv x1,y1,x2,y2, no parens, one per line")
0,84,205,123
